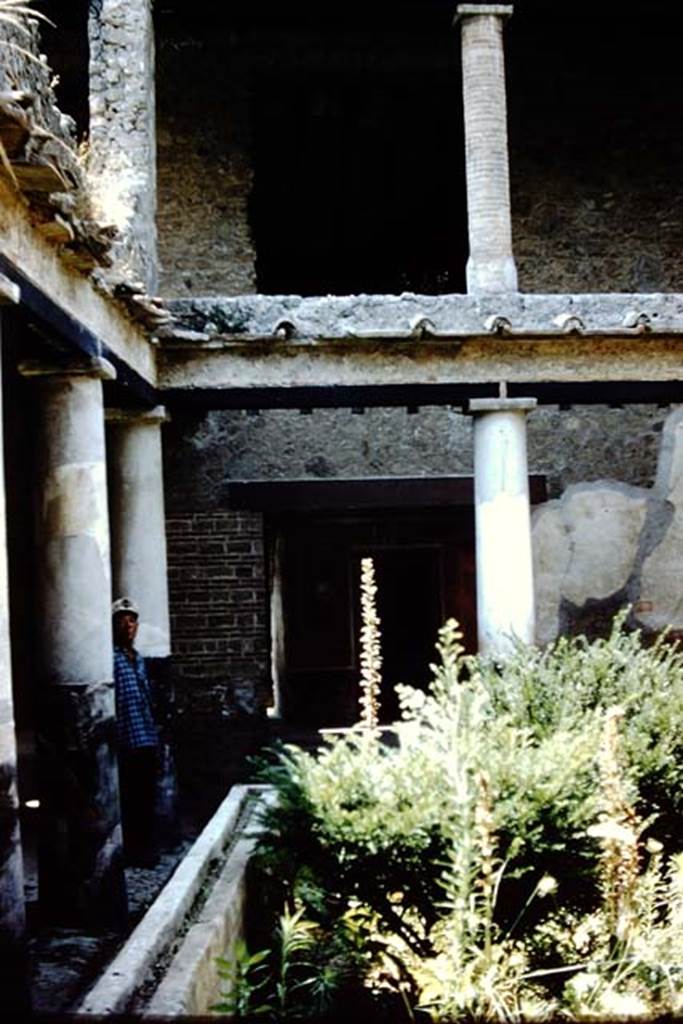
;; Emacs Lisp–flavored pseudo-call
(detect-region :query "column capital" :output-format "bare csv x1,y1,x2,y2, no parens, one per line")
106,404,168,425
468,396,537,415
455,4,514,23
0,273,20,306
18,356,116,382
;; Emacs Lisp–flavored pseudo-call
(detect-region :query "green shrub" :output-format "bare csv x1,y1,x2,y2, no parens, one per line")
221,615,683,1020
475,611,683,845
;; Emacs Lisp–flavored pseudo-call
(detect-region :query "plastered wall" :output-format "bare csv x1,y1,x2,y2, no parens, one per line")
533,407,683,645
163,404,667,513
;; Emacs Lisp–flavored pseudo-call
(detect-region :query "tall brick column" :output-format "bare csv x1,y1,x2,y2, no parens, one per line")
19,357,126,926
469,396,536,658
89,0,157,290
455,4,517,294
0,308,30,1011
106,407,171,658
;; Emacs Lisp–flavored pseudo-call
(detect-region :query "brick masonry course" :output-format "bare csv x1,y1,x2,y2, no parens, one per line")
166,510,269,715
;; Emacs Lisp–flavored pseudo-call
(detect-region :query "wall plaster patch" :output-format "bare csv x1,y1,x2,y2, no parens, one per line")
531,502,571,646
637,408,683,631
560,485,648,607
532,483,649,644
532,406,683,643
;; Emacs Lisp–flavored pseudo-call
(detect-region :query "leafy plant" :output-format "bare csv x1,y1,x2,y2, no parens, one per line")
213,940,271,1018
219,613,683,1020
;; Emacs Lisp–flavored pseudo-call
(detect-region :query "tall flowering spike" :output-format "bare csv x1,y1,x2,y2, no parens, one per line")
589,705,642,942
358,557,382,730
473,769,498,955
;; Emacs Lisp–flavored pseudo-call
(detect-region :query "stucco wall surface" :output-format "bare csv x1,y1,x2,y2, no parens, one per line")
163,404,666,513
532,407,683,645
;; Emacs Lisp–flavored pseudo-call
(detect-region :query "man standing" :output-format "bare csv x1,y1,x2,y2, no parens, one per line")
112,596,159,867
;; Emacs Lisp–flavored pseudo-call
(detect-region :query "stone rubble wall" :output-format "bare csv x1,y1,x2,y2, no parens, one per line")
0,6,167,313
513,161,683,295
88,0,157,290
163,405,666,514
155,20,683,298
156,35,255,298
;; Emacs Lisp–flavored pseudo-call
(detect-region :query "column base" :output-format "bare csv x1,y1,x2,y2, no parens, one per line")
466,254,518,294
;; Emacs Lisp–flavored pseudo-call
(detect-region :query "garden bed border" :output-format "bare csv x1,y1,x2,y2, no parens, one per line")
76,784,269,1016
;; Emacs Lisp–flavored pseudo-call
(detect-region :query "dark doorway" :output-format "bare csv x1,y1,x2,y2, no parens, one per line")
366,546,443,722
275,508,476,727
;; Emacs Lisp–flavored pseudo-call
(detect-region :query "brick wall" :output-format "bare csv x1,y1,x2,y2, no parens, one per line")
165,509,271,825
166,510,270,717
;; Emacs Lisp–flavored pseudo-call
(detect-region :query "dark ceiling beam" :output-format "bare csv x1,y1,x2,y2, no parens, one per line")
161,380,683,412
223,474,548,511
0,254,158,407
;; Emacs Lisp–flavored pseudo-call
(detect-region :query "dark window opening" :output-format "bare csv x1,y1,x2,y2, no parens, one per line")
40,0,90,140
251,71,467,295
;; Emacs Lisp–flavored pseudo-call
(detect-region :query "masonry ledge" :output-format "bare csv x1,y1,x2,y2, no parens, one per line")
0,183,157,387
162,292,683,342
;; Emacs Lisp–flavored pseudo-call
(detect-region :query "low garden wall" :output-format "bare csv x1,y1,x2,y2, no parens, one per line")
77,783,272,1017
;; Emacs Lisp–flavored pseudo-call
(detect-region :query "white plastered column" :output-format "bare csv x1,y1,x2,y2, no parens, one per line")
106,406,171,658
0,301,30,1010
469,396,537,658
455,4,517,294
19,357,126,924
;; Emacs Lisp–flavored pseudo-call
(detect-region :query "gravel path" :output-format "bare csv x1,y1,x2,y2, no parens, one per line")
29,837,194,1014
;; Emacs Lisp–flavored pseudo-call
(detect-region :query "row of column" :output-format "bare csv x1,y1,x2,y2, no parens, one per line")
0,344,171,1012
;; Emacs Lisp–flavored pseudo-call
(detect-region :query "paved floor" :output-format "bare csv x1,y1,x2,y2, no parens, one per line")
28,838,193,1014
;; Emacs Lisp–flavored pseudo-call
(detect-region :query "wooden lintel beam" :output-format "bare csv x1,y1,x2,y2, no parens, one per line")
160,379,683,412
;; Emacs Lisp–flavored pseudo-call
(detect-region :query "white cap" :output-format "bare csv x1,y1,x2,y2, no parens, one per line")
111,596,140,617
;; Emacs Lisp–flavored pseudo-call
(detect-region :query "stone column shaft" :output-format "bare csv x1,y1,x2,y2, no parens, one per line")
89,0,157,290
0,310,30,1011
470,396,536,657
456,4,517,294
107,407,171,658
20,358,126,925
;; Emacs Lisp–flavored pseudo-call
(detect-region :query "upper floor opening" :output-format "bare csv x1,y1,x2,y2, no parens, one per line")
21,0,683,299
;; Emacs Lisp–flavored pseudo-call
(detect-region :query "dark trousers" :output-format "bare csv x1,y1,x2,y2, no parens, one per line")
118,746,158,865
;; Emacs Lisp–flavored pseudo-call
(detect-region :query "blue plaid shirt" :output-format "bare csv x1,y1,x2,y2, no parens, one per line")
114,647,159,750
